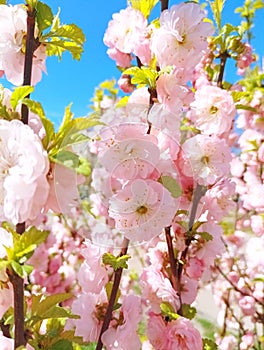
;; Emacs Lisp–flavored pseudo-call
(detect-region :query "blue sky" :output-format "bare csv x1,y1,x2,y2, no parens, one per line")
3,0,264,126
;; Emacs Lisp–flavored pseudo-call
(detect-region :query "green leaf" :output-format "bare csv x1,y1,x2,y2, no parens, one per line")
159,176,182,198
129,0,158,18
160,302,179,320
76,157,91,176
51,340,73,350
181,304,197,320
0,0,7,4
102,253,131,271
50,149,80,169
115,96,129,108
41,306,79,320
198,231,213,242
123,66,158,88
43,23,85,60
10,86,34,110
10,260,24,278
13,227,49,261
209,0,226,31
21,98,55,149
36,2,53,32
33,293,73,317
203,338,218,350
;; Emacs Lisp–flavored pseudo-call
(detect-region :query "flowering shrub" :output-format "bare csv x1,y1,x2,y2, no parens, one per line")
0,0,263,350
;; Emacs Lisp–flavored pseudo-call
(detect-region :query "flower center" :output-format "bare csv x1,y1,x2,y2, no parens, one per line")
210,105,218,114
136,205,148,214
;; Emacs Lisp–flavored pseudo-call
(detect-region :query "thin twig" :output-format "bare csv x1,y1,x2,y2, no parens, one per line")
95,238,130,350
160,0,169,11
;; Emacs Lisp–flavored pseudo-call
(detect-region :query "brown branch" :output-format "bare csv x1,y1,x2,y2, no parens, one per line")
11,6,38,349
165,227,179,293
95,238,130,350
217,51,229,89
160,0,169,11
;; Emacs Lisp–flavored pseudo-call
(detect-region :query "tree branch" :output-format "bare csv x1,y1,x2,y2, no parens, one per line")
96,238,130,350
160,0,169,11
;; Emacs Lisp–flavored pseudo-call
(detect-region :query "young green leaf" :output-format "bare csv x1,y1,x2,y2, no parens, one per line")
36,1,53,32
160,302,179,320
159,176,182,198
181,304,197,320
203,338,218,350
123,66,158,88
102,253,131,270
129,0,158,18
51,339,73,350
209,0,226,31
32,293,73,317
10,86,34,110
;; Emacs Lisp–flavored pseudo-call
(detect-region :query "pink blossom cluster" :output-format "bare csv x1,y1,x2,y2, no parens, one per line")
0,4,46,86
104,2,214,80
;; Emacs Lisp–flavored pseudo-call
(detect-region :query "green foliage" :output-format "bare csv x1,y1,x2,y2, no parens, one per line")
36,1,53,32
160,302,179,321
181,304,197,320
51,340,73,350
25,0,38,9
90,79,119,112
197,231,213,242
36,4,85,60
102,253,131,270
129,0,158,18
235,0,264,42
115,96,129,108
0,0,7,4
209,0,226,31
159,176,182,198
10,86,34,110
123,66,158,89
0,225,49,278
203,338,218,350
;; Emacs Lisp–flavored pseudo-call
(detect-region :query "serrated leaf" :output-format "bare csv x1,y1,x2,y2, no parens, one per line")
36,2,53,32
102,253,131,271
181,304,197,320
10,86,34,110
129,0,158,18
13,227,49,261
160,302,179,320
43,24,85,60
123,66,158,88
160,176,182,198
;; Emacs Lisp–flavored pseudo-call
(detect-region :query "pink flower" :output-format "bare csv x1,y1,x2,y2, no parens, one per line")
141,267,180,313
151,2,214,71
190,85,236,135
0,120,49,224
77,242,108,294
107,48,131,68
0,333,13,350
0,283,13,319
156,72,192,114
101,295,142,350
166,317,203,350
45,163,82,215
99,135,160,180
109,179,177,242
0,4,46,85
181,134,232,185
104,7,149,64
67,291,107,343
147,313,169,350
147,314,203,350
